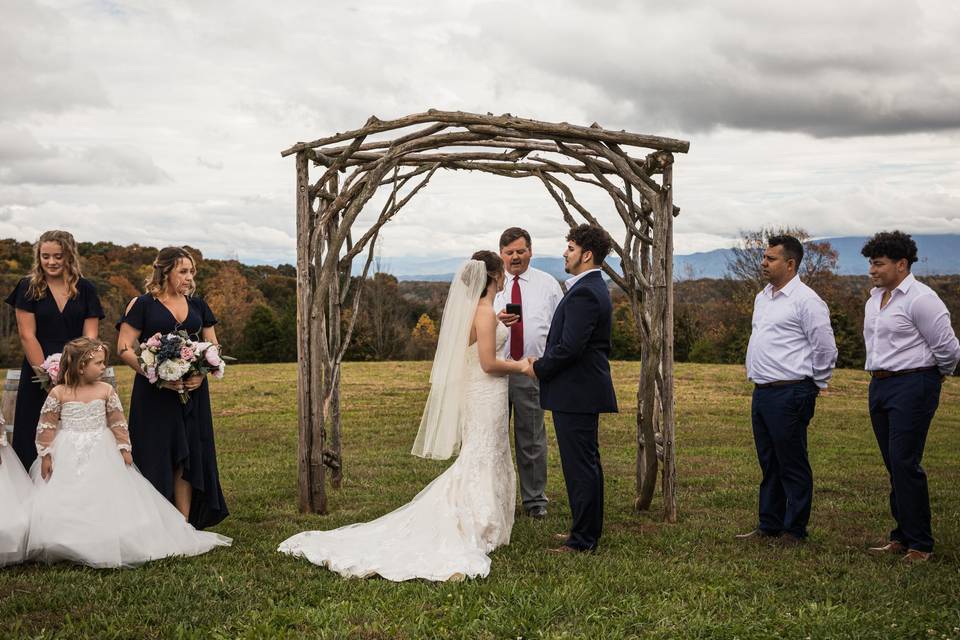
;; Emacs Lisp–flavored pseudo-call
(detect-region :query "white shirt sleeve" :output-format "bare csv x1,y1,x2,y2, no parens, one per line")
911,293,960,375
798,296,838,388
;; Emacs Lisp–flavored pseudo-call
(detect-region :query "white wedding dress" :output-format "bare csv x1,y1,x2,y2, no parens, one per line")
278,322,516,581
0,426,32,566
27,390,231,568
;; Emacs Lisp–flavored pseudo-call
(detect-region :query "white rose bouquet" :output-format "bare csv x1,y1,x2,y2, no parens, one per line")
138,330,232,404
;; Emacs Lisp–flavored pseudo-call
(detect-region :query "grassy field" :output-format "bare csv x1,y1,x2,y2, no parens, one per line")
1,362,959,639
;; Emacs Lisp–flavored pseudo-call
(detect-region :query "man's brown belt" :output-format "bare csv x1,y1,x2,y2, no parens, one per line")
754,379,807,389
869,366,938,380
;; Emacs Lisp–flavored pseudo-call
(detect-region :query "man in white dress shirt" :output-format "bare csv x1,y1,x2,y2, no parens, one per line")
860,231,960,563
739,235,838,545
495,227,564,518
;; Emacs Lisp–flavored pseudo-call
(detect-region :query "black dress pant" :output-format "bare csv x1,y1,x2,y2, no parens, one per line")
552,411,603,550
869,369,942,553
751,379,818,538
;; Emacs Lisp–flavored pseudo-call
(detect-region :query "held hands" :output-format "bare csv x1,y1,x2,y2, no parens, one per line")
525,356,538,379
497,311,520,328
40,455,53,481
120,449,133,466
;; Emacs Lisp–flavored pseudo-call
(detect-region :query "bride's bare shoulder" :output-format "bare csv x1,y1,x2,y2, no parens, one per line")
474,302,495,324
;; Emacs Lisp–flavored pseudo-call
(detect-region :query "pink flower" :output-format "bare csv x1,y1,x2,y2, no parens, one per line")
212,362,225,379
204,346,223,367
146,334,162,349
42,353,62,384
145,366,158,384
180,346,196,361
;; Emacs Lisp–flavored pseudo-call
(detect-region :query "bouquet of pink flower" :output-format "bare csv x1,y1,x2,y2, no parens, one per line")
138,330,231,404
32,353,62,391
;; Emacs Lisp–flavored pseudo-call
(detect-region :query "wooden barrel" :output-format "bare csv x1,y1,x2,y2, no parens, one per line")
1,367,118,434
101,367,118,391
2,370,19,432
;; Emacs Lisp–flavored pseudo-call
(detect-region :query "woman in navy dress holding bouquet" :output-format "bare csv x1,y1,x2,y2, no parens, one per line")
116,247,229,529
4,230,104,469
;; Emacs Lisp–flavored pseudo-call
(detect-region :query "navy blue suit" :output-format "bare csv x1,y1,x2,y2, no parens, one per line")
534,270,617,550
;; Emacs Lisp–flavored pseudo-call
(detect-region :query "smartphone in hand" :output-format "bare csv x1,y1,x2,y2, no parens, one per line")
505,303,522,319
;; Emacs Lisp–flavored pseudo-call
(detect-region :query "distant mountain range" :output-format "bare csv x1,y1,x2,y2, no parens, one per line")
370,234,959,281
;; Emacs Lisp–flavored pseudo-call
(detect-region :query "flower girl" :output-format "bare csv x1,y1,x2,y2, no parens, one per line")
27,338,231,568
0,416,32,566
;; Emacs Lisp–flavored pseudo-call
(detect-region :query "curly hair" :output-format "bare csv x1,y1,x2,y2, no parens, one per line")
59,337,109,389
27,230,83,301
566,224,613,265
860,230,918,266
145,246,197,297
470,250,504,298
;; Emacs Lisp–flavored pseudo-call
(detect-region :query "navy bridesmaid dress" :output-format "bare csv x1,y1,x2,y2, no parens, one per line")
117,294,229,529
4,277,104,469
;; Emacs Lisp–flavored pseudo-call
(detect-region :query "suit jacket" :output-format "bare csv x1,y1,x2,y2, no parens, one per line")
534,271,618,414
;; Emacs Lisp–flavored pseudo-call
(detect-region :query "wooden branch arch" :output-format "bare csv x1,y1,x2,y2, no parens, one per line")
283,110,689,522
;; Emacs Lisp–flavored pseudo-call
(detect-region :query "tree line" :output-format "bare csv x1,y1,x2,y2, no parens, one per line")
1,234,957,369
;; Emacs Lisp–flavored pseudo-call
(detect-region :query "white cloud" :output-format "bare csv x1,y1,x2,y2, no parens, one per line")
0,0,957,265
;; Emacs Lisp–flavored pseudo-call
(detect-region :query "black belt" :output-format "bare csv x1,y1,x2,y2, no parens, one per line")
869,366,937,380
754,379,807,389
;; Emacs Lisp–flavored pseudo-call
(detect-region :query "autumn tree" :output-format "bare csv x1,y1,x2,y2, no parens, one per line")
202,263,266,352
726,227,838,297
406,313,438,360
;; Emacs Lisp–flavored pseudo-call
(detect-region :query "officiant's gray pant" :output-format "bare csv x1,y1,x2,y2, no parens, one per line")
508,373,548,511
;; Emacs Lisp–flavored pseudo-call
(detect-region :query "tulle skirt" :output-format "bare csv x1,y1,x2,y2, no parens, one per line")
0,444,32,566
27,427,231,568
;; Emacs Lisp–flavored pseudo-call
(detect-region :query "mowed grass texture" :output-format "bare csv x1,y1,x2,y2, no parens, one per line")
2,362,959,639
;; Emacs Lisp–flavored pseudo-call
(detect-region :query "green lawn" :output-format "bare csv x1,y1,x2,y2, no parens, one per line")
2,362,959,639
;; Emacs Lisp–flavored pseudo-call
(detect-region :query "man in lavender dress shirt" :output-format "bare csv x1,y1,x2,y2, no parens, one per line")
861,231,960,563
738,235,838,545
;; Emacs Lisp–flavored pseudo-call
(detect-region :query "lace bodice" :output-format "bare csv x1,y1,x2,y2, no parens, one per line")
36,391,131,458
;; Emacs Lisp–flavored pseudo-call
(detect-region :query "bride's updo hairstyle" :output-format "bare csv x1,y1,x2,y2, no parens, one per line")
146,246,197,297
59,337,109,389
470,250,503,298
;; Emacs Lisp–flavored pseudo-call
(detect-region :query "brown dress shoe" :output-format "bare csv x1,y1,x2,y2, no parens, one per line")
774,533,806,547
546,545,580,554
735,528,780,541
902,549,933,563
867,541,906,556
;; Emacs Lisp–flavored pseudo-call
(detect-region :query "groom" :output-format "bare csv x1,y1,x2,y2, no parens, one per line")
529,224,618,553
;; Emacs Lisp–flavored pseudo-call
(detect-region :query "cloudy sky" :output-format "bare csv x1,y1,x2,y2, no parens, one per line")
2,0,959,266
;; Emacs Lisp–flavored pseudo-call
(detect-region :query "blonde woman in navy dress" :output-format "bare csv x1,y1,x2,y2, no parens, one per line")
116,247,229,530
4,230,104,470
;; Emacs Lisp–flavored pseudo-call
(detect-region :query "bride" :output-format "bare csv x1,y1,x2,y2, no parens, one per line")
278,251,532,581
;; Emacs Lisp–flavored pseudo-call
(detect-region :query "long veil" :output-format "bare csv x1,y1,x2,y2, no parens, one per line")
410,260,487,459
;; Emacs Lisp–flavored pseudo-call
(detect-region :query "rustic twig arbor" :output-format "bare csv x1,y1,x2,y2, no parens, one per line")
281,110,689,521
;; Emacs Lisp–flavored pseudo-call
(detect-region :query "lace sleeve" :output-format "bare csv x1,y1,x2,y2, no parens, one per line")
36,393,62,457
106,390,131,452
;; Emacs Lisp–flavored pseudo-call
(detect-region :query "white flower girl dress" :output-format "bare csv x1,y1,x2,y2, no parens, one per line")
0,420,32,566
27,386,231,567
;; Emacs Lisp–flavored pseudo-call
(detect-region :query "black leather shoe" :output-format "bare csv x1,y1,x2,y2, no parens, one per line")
734,528,781,541
526,506,547,519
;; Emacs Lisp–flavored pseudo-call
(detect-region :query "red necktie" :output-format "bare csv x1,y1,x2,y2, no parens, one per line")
510,275,524,361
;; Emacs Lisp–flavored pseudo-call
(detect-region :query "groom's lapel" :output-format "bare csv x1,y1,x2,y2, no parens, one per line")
548,272,599,343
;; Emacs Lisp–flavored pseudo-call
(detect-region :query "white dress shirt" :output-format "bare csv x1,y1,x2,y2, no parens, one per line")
863,273,960,375
494,266,564,359
563,267,602,291
745,275,838,388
